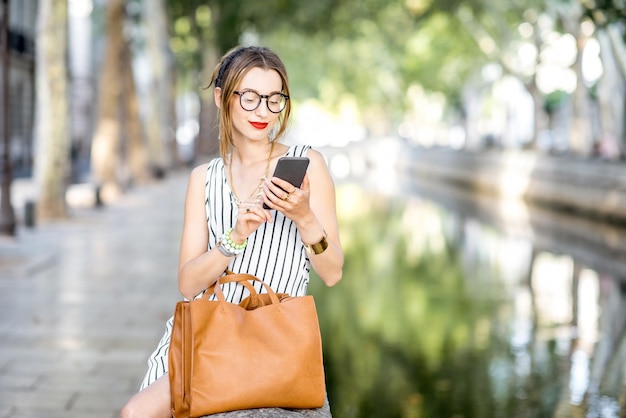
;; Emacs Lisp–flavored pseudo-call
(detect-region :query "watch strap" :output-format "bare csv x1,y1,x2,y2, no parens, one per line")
303,231,329,255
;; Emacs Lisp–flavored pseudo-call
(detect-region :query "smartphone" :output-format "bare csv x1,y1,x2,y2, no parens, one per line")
263,157,310,209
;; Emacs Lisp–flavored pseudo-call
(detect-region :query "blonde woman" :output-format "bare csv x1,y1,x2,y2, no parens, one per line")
121,46,343,418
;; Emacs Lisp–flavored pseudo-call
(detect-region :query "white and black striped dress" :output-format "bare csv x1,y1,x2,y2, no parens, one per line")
140,144,313,389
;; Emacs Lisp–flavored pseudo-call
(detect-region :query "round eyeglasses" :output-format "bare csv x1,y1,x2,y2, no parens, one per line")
233,90,289,114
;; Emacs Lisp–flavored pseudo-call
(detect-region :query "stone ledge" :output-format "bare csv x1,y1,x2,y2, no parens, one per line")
399,147,626,223
205,406,331,417
199,396,332,418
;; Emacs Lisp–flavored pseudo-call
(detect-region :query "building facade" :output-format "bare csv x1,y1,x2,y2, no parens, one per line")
1,0,37,177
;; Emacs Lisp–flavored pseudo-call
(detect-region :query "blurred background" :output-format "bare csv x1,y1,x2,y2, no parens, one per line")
0,0,625,417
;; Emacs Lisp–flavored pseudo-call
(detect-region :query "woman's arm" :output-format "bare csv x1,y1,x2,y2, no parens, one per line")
299,149,343,287
263,149,343,287
177,163,275,299
177,165,232,299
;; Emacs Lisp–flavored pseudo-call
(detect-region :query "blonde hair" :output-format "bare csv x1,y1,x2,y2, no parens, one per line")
209,46,291,161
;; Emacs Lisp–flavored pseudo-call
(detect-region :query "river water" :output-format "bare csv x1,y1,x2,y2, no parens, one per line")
309,148,626,418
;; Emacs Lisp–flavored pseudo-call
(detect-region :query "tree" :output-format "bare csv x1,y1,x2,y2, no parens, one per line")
583,0,626,28
33,0,71,219
142,0,177,171
0,0,15,235
161,0,623,152
120,36,149,184
583,0,626,157
91,0,153,200
90,0,125,199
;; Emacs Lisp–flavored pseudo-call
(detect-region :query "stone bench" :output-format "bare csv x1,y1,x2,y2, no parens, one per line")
201,397,332,417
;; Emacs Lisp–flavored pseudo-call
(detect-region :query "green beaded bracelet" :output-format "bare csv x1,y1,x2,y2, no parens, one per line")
221,228,247,255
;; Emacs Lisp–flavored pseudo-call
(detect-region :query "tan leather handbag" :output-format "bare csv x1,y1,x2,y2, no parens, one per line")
168,272,326,418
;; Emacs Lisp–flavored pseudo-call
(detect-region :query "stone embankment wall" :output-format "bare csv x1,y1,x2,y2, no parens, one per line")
399,147,626,224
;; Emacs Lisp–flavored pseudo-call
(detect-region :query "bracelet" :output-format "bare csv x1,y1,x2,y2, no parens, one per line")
218,228,247,256
303,230,329,255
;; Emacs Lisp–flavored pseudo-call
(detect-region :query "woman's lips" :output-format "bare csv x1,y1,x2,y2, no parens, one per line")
250,122,268,130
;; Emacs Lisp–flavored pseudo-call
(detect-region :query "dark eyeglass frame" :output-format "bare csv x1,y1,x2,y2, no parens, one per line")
233,90,289,114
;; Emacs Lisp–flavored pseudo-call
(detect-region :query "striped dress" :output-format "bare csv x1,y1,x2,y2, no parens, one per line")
140,144,313,389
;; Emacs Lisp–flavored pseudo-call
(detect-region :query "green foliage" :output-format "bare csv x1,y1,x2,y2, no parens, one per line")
263,28,404,120
544,90,569,114
166,0,206,72
402,13,486,98
161,0,613,134
161,0,544,131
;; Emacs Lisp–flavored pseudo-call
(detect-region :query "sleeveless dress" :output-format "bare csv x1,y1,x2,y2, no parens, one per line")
140,144,313,389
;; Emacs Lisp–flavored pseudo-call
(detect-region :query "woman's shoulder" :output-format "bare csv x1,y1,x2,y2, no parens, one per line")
188,158,223,182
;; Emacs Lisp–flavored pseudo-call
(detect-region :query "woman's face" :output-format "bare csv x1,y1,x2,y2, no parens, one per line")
229,67,283,144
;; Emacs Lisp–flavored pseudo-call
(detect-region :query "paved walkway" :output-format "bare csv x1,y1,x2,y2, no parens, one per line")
0,172,189,417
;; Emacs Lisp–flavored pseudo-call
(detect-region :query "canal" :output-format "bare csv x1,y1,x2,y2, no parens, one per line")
309,148,626,418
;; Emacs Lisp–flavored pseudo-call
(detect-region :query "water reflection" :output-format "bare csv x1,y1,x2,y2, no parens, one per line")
310,173,626,418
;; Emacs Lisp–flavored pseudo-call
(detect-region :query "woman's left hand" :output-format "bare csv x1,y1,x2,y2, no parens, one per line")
262,174,312,220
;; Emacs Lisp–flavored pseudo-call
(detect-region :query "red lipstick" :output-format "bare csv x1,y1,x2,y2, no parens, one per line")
250,122,268,130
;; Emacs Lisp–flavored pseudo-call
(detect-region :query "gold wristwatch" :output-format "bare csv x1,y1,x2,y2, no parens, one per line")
303,230,329,255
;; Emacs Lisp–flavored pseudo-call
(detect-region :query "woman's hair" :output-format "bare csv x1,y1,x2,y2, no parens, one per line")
209,46,291,161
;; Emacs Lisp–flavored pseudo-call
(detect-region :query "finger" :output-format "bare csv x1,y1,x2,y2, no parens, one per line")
270,177,297,194
263,182,284,207
245,205,272,222
299,173,310,193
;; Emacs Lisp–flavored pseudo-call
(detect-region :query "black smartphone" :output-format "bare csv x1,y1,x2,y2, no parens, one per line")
263,157,310,209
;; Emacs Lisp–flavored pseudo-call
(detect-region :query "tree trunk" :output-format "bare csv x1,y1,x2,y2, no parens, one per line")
606,24,626,78
552,2,594,156
34,0,70,220
526,81,548,149
142,0,175,174
596,29,626,159
90,0,124,201
606,25,626,152
568,26,592,155
120,40,148,185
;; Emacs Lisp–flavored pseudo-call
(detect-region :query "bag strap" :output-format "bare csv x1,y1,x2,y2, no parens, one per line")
207,272,281,305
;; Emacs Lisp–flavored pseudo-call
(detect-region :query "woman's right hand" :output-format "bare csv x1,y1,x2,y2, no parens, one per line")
230,199,273,243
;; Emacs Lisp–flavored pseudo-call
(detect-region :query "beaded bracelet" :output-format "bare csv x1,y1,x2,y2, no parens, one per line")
219,228,247,256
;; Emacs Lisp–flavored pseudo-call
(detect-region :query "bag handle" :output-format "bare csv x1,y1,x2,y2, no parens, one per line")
207,272,281,305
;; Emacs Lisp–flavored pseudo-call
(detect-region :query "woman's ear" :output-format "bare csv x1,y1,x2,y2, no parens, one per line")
214,87,222,109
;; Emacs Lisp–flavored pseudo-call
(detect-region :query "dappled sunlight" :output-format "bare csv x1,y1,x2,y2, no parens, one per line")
402,85,448,147
577,269,600,351
400,199,446,260
532,252,574,327
288,99,366,148
498,151,536,199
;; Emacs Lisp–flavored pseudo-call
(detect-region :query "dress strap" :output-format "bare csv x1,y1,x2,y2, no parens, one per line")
285,144,312,158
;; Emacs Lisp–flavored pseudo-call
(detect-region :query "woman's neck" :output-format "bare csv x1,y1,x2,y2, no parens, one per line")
230,140,273,166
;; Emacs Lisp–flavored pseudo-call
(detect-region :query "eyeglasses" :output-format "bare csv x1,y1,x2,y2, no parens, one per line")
233,90,289,114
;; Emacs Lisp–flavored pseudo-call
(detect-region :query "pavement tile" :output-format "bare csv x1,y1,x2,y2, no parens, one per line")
0,172,189,416
0,407,15,418
0,392,71,411
0,373,41,391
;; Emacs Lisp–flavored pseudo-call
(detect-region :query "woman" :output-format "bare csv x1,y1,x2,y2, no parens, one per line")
121,45,343,417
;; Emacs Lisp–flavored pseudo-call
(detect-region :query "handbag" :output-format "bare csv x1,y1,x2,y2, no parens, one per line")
168,272,326,417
